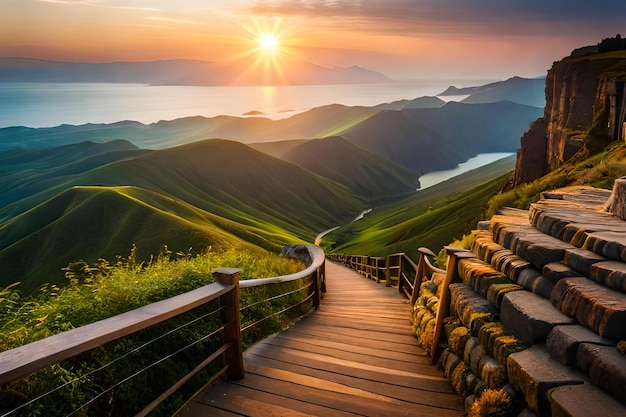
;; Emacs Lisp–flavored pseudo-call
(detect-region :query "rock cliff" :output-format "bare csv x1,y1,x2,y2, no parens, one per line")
515,38,626,185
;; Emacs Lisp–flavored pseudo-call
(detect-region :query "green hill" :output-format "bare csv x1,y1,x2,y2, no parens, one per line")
0,186,278,292
321,155,517,256
0,139,368,291
0,140,149,208
281,136,419,200
341,101,542,173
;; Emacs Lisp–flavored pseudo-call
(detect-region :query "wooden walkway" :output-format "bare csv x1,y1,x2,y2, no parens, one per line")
177,261,463,417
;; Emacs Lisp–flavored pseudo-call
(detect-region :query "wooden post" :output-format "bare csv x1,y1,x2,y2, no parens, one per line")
312,268,320,310
213,267,244,380
396,253,405,294
410,247,436,306
429,249,475,365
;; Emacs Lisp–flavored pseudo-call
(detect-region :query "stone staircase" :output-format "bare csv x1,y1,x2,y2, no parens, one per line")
414,186,626,416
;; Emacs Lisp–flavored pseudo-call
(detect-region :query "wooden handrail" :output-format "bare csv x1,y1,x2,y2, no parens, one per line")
0,244,325,415
0,281,234,386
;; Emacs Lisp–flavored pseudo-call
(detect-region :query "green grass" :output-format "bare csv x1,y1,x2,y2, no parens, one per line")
486,142,626,217
0,248,307,416
322,156,516,259
0,247,303,352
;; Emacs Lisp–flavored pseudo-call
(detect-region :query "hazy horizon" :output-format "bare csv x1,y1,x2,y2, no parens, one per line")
2,1,625,82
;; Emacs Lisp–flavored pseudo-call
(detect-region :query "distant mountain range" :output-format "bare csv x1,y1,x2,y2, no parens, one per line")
439,76,546,108
0,57,392,86
0,77,545,292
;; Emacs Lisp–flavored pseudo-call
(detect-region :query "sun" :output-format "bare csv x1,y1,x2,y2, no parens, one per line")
258,34,279,52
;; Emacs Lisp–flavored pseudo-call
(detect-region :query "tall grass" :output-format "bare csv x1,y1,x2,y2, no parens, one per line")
0,246,306,416
0,246,303,352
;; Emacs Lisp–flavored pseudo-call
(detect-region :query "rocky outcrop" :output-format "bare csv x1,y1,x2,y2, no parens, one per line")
515,40,626,185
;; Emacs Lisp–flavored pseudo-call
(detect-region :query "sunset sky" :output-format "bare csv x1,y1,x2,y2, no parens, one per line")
2,0,625,80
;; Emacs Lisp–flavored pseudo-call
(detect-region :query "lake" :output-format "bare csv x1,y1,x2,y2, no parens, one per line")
418,152,515,189
0,80,489,128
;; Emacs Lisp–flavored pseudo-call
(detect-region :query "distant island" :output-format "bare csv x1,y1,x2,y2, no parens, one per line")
0,57,392,86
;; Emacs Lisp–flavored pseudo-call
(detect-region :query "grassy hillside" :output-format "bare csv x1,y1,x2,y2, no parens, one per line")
0,140,149,208
0,139,369,292
341,101,542,173
486,142,626,217
322,156,516,256
0,186,282,292
281,136,420,200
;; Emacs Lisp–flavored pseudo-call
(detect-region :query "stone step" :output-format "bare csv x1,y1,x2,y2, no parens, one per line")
490,215,577,271
516,267,555,299
542,262,579,284
546,325,615,367
500,290,575,345
583,231,626,263
576,343,626,403
449,283,498,336
590,260,626,293
507,346,586,417
457,258,524,309
471,231,553,299
562,247,607,277
549,384,626,417
528,187,626,262
550,277,626,340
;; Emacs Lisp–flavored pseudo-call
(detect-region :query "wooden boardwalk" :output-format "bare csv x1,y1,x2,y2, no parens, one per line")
177,260,463,417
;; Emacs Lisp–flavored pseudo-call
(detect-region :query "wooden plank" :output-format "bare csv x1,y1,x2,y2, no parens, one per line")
252,339,445,378
192,380,361,417
243,357,460,409
229,372,461,417
274,332,426,363
244,344,454,394
287,321,420,346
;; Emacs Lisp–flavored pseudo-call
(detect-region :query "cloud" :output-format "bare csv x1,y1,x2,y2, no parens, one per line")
145,16,200,25
247,0,626,37
37,0,160,11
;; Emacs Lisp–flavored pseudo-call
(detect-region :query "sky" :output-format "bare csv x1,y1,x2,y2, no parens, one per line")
1,0,625,80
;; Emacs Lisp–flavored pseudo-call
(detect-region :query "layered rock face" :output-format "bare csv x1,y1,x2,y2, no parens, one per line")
515,43,626,185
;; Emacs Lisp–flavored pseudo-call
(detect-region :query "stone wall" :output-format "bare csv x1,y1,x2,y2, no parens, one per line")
412,186,626,416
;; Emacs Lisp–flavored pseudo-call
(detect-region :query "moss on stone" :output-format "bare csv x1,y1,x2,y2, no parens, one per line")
468,388,514,417
451,360,472,398
449,326,471,355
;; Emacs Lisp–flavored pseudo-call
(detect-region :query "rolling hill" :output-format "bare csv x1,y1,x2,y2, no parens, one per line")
281,136,420,199
0,139,368,291
341,101,542,173
321,155,517,256
0,186,272,293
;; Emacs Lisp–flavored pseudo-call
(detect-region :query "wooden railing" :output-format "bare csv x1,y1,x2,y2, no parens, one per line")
328,248,444,300
0,245,325,417
328,248,475,364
